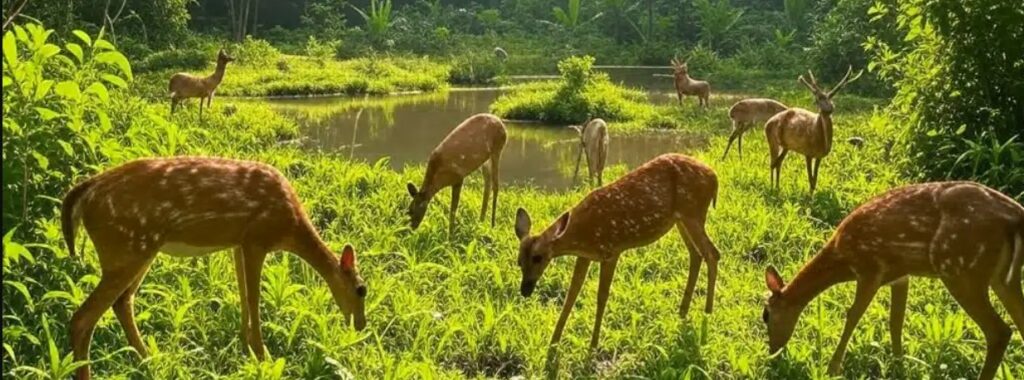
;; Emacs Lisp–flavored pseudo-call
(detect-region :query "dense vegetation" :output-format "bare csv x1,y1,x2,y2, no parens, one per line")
3,0,1022,378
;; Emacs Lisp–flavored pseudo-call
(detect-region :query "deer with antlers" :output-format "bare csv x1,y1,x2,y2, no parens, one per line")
169,49,234,119
671,57,710,109
723,98,788,159
763,181,1024,379
514,153,721,350
61,157,368,380
569,118,609,187
765,66,862,193
407,113,506,235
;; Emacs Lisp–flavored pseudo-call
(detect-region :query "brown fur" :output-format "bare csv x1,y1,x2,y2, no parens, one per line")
570,118,610,186
723,98,788,159
169,50,234,117
763,181,1024,379
61,157,366,379
671,58,711,108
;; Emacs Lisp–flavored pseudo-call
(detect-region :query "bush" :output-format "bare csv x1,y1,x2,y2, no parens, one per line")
448,51,504,85
807,0,900,96
231,36,281,67
305,36,341,66
136,48,210,72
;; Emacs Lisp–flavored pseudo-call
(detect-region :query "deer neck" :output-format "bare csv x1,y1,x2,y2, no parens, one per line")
207,61,228,86
781,247,853,312
816,112,834,154
289,221,347,298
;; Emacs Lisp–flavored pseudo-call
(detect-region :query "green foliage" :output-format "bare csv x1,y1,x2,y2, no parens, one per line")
20,0,191,49
351,0,395,42
693,0,745,51
135,48,210,72
305,36,341,67
869,0,1024,198
231,36,282,67
448,51,505,85
550,0,600,30
808,0,898,96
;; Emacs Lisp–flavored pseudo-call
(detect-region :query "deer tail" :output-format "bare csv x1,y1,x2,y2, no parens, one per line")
62,179,95,257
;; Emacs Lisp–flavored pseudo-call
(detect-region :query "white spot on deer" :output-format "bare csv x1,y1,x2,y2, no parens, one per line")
139,216,147,227
957,257,965,266
189,167,199,174
898,233,906,239
950,233,957,240
153,233,162,241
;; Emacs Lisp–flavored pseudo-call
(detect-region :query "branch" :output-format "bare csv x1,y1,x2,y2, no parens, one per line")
2,0,29,32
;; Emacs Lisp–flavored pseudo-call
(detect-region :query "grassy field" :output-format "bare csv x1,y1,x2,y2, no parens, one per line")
5,67,1023,379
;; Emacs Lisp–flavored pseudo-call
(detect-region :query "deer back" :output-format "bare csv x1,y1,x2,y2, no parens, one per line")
425,113,507,189
766,108,831,158
730,98,788,123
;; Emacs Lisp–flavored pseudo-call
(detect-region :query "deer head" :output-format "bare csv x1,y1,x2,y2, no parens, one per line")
217,49,235,65
762,265,800,353
514,208,570,297
798,66,862,115
332,244,368,330
406,183,432,230
671,56,689,77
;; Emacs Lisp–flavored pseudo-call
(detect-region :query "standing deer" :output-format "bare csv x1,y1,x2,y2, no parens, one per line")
763,181,1024,380
569,118,609,186
514,153,721,350
61,157,368,380
723,98,788,159
407,113,507,236
765,66,862,193
169,49,234,119
671,57,710,109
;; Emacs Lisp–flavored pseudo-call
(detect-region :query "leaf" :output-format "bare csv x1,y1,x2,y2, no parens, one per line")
95,51,132,80
32,151,49,170
72,30,92,47
93,39,115,51
65,43,83,63
34,107,61,121
96,110,111,132
3,32,17,67
85,82,109,103
34,79,54,100
58,140,74,156
101,73,128,88
3,280,34,311
54,81,81,100
37,44,60,60
2,75,11,87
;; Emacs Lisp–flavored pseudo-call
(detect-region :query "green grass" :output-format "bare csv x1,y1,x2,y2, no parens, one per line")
5,76,1023,379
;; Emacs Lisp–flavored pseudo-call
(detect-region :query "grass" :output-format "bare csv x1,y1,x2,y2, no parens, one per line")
4,72,1023,379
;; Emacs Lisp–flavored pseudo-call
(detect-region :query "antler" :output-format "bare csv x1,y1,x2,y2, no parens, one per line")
798,75,819,94
828,66,864,98
671,54,680,68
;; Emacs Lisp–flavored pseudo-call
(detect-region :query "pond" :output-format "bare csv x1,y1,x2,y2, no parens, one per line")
263,67,703,190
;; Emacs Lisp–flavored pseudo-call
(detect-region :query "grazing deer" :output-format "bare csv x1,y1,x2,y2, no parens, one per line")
169,49,234,119
61,157,367,380
765,66,862,193
514,153,721,350
407,113,507,235
723,98,788,159
671,57,710,109
762,181,1024,379
569,118,609,186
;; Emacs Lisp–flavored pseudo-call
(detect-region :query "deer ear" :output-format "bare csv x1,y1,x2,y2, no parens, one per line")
553,212,571,239
407,183,418,197
515,208,531,240
765,266,785,295
340,245,356,271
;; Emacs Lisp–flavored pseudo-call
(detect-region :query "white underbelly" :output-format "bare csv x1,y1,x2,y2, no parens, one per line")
160,242,232,257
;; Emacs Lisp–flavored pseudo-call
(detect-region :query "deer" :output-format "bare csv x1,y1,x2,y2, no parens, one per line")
723,98,788,160
569,118,609,186
765,66,862,193
762,181,1024,380
514,153,721,351
60,157,368,380
671,56,710,109
169,49,234,119
407,113,507,236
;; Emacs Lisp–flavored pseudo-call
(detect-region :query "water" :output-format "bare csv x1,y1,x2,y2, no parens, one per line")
264,68,704,190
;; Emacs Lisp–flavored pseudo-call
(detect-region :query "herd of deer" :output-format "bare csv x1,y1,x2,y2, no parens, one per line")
58,52,1022,379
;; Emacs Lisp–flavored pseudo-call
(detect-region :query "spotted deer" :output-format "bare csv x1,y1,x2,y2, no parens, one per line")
762,181,1024,380
569,118,609,186
407,113,507,236
169,49,234,119
514,153,721,350
61,157,367,380
671,57,710,109
765,66,862,193
723,98,788,159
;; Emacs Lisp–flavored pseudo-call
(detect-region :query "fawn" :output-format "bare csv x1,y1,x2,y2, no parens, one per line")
765,66,862,193
569,118,609,186
169,49,234,119
763,181,1024,379
514,153,721,349
671,57,710,109
407,113,507,235
723,98,788,159
61,157,367,380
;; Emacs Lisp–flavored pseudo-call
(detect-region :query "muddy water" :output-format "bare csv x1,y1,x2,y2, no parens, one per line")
265,68,703,190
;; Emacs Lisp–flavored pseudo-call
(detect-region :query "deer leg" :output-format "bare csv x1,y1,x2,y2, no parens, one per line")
233,247,250,350
112,268,152,359
72,248,155,380
722,124,740,160
170,97,178,114
773,150,790,189
737,127,744,159
805,157,814,193
449,180,463,237
590,258,619,350
551,257,591,347
573,145,584,185
991,278,1024,343
480,162,491,222
676,222,703,318
489,151,501,228
584,146,595,187
889,277,909,357
241,247,269,360
811,157,823,194
944,278,1011,380
828,277,882,375
685,218,720,314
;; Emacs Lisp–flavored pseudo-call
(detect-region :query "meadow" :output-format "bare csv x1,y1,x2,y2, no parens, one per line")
3,22,1022,379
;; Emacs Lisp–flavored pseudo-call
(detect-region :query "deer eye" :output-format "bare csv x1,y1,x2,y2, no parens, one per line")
531,255,543,264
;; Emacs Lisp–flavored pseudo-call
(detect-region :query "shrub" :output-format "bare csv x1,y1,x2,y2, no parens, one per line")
448,52,504,85
231,36,281,67
136,48,210,72
305,36,341,66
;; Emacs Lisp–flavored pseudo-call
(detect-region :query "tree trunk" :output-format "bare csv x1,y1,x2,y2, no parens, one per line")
251,0,260,37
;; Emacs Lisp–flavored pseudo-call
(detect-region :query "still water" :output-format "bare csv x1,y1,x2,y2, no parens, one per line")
264,68,703,190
